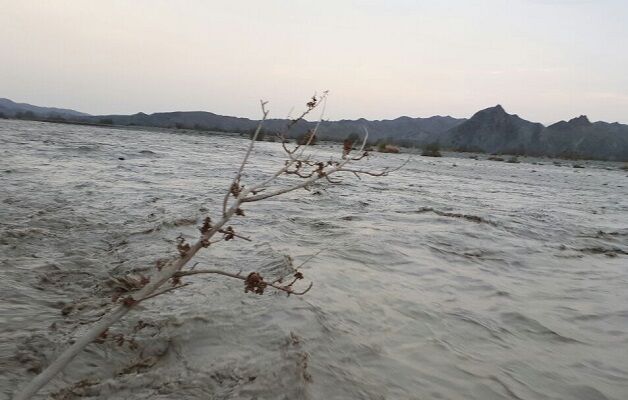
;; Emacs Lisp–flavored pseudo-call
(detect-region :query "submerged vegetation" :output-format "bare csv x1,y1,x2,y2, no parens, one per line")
377,142,400,153
421,142,442,157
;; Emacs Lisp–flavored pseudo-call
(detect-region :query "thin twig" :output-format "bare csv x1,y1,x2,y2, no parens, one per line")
176,269,313,296
272,250,324,285
243,129,377,203
222,100,269,216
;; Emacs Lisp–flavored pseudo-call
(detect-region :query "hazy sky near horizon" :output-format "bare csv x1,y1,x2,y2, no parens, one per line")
1,0,627,124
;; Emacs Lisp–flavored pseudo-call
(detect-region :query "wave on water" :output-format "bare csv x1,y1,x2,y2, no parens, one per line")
1,120,628,399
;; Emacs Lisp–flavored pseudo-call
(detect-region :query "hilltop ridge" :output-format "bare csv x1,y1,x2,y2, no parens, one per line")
2,98,627,161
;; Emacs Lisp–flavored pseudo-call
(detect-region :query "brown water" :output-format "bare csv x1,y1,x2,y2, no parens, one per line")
1,119,627,400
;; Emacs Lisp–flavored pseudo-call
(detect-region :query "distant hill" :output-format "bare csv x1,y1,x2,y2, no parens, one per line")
2,97,627,161
316,115,464,144
440,105,544,155
438,105,628,161
0,98,90,119
78,111,464,144
540,116,628,160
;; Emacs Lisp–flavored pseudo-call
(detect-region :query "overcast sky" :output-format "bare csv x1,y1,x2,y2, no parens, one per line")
1,0,627,124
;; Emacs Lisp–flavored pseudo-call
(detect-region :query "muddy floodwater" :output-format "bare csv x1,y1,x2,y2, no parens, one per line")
1,119,627,400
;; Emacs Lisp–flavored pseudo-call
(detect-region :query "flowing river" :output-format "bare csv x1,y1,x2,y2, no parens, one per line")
1,120,627,399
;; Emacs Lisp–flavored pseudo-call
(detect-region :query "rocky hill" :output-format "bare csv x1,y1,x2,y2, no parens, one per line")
2,97,627,161
77,111,464,143
541,116,628,160
439,105,544,155
0,98,89,119
438,105,628,161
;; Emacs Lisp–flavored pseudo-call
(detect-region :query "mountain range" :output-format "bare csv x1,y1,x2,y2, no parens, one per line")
1,97,627,161
0,97,89,119
439,106,628,161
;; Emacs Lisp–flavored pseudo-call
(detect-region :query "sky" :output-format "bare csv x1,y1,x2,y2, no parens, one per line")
1,0,627,124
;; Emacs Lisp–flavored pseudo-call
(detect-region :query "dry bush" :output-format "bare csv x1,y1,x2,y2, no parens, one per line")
14,93,405,400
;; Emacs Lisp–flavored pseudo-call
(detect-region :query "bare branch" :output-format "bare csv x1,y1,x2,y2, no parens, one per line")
295,249,324,270
290,282,314,295
339,154,411,177
218,227,252,242
176,269,313,296
14,200,240,400
358,127,369,153
272,250,323,285
222,100,269,216
247,94,329,193
242,159,351,203
175,269,242,279
278,91,328,160
295,93,328,156
15,94,401,400
243,143,408,203
338,168,390,177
